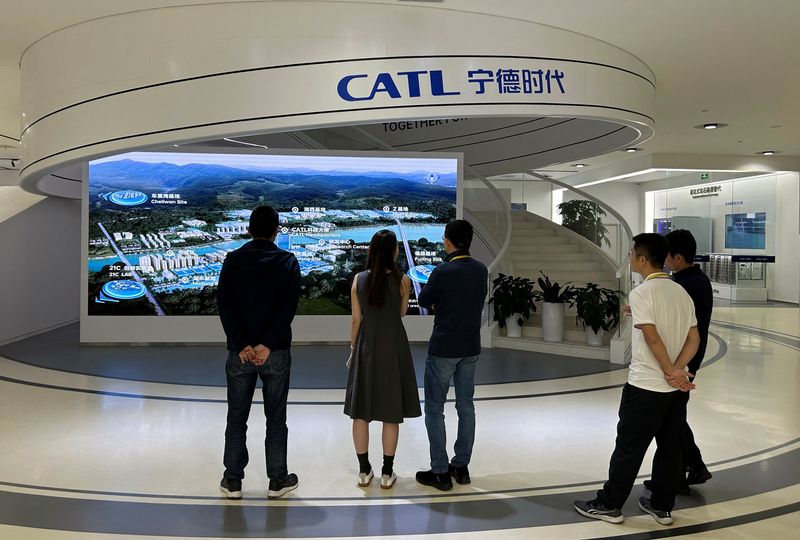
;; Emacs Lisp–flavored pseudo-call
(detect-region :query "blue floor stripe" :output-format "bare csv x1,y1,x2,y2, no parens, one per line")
1,445,799,537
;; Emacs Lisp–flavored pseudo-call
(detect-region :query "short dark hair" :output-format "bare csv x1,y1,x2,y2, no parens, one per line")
665,229,697,262
444,219,473,250
249,205,279,238
632,233,668,268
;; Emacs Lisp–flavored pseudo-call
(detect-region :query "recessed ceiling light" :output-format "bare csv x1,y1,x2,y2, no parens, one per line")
625,147,641,153
572,164,587,168
694,122,728,130
758,150,777,156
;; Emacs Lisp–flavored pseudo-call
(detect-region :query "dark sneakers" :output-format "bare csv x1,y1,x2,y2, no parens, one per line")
643,479,691,496
449,464,471,485
638,496,674,525
267,473,299,499
687,464,713,485
573,499,624,523
219,477,242,499
415,470,453,491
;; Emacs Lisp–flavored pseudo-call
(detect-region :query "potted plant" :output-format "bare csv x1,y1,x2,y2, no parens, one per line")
557,199,611,248
489,274,537,338
532,272,575,343
573,283,621,346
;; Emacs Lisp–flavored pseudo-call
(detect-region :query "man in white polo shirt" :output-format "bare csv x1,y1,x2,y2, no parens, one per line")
574,233,700,526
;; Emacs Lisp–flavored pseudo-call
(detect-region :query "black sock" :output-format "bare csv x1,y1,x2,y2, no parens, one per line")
382,454,395,476
357,452,371,474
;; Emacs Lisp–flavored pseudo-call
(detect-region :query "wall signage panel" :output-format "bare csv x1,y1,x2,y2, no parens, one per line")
690,185,722,198
337,67,567,102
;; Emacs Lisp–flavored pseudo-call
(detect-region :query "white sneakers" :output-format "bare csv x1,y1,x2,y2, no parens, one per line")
381,472,397,489
358,469,397,489
358,469,374,487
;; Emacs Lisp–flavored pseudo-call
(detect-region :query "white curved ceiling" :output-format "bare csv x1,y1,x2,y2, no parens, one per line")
1,0,799,177
193,117,643,179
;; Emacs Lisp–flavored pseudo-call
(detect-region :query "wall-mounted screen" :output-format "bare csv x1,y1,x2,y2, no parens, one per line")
725,212,766,249
653,218,672,236
87,150,459,316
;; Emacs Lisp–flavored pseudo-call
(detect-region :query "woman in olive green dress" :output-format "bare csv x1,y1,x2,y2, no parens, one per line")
344,229,421,489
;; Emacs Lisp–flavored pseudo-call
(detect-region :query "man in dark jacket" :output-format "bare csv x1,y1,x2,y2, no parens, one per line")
415,219,488,491
217,205,301,500
665,229,714,487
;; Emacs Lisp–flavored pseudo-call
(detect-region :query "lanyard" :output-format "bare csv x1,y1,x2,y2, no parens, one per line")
644,272,670,281
449,255,471,262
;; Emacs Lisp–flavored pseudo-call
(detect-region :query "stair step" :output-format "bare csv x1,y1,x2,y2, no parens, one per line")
511,226,557,236
510,236,568,245
511,267,616,281
492,336,610,360
510,222,555,228
510,252,590,262
514,244,586,255
511,260,598,272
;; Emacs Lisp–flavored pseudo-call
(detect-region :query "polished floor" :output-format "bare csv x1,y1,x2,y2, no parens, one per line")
0,305,798,539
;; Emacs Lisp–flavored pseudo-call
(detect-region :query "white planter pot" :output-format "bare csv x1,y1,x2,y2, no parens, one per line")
505,314,523,338
542,303,565,343
586,327,605,346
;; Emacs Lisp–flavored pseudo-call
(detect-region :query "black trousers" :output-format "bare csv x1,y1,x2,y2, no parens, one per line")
684,377,705,471
597,383,688,511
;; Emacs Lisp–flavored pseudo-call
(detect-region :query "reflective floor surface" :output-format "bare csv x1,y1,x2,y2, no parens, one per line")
0,305,798,539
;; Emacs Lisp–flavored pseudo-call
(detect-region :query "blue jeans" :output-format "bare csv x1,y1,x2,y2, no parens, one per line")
223,349,291,481
424,354,479,474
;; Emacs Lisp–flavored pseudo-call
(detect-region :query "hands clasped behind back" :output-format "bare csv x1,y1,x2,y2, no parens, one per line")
239,344,271,365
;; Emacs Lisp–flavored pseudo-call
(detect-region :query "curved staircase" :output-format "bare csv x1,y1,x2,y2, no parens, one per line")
492,211,621,360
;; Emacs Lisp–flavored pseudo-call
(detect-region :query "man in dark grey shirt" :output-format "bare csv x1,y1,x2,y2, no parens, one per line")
415,219,488,491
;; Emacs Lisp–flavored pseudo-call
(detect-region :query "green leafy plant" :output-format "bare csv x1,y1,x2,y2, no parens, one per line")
573,283,620,333
532,272,575,304
557,199,611,248
489,273,537,328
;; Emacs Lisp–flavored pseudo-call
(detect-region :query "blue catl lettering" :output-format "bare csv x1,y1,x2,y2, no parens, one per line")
369,73,402,99
397,70,427,97
337,74,370,101
429,70,460,96
337,69,461,101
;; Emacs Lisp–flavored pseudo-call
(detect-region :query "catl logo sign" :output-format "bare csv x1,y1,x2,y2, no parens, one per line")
337,67,566,101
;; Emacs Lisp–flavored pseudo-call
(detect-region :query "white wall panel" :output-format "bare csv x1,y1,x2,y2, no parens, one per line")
581,182,642,236
774,172,800,304
0,188,80,344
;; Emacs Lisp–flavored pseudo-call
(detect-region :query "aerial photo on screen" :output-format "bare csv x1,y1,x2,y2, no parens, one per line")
725,211,767,249
87,151,458,316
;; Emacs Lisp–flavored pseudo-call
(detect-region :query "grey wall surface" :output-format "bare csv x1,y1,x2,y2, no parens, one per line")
0,195,81,344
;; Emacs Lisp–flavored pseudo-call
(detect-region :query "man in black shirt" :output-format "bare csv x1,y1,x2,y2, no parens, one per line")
666,229,714,486
217,205,301,500
415,220,488,491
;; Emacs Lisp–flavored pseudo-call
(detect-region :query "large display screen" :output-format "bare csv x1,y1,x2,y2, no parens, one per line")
87,150,459,316
725,212,766,249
